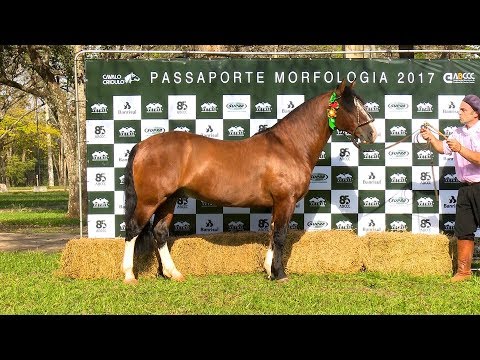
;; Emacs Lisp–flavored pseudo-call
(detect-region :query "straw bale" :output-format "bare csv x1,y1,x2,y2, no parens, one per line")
57,230,454,279
59,238,157,279
363,231,453,275
285,230,365,274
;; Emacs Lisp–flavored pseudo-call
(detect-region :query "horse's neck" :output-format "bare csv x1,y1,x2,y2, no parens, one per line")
273,94,331,168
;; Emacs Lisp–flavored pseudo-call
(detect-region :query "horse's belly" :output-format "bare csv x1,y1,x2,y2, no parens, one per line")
184,185,272,208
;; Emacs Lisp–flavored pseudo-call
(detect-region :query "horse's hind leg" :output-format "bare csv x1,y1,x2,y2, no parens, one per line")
123,235,138,284
152,196,185,282
122,207,154,284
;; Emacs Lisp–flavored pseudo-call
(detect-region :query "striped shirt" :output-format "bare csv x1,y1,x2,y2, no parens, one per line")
442,121,480,183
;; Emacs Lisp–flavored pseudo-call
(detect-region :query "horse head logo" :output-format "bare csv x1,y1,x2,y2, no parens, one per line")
124,72,140,84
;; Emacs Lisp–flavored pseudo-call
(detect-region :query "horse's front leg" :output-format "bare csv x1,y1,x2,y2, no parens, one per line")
270,222,288,281
264,222,289,281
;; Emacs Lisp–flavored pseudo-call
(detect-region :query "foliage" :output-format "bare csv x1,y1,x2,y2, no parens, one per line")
0,101,61,186
5,155,36,186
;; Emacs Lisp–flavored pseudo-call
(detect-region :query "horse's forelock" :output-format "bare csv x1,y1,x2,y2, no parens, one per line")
341,85,366,111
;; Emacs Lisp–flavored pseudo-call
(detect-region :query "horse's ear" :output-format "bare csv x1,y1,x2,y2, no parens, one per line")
336,78,347,95
350,79,356,89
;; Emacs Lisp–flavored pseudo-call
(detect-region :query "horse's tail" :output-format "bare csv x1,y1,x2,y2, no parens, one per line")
124,144,155,254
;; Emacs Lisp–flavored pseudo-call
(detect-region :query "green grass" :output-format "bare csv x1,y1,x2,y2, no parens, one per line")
0,190,79,232
1,189,479,315
1,251,480,314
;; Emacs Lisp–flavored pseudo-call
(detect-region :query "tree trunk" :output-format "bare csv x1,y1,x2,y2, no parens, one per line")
45,105,55,186
47,133,54,186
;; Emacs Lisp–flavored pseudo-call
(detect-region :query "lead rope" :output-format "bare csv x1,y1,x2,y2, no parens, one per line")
422,122,449,202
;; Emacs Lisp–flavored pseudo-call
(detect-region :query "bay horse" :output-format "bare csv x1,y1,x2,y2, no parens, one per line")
122,79,377,284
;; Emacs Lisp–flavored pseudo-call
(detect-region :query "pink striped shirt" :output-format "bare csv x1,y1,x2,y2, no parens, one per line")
442,121,480,183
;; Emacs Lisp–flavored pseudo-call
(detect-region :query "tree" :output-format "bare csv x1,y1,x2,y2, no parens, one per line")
0,45,82,218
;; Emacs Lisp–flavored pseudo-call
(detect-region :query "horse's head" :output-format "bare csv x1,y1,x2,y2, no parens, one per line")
328,79,377,148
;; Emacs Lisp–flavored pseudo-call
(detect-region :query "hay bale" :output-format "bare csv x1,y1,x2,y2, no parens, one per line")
170,232,268,275
285,230,365,274
57,230,453,279
59,238,157,279
363,232,452,275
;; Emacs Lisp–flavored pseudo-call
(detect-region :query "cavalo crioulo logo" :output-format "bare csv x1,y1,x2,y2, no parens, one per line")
102,72,140,85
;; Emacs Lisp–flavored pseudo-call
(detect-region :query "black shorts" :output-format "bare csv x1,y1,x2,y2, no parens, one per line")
454,183,480,241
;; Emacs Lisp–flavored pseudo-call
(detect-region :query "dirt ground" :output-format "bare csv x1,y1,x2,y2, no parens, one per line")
0,231,80,252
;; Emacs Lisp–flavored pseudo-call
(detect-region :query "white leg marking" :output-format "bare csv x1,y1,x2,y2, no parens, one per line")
122,235,137,283
264,248,273,278
158,242,185,281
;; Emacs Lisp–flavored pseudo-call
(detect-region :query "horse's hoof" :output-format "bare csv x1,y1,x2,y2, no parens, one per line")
171,272,185,282
123,278,138,285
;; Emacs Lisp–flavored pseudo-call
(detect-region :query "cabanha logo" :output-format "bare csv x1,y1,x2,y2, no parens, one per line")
307,220,328,228
311,173,328,182
319,151,326,160
92,151,108,161
364,102,380,112
226,102,247,111
91,103,108,113
308,197,327,207
173,221,191,232
362,149,380,159
389,126,407,136
416,102,433,112
388,150,409,158
336,173,353,183
417,197,434,207
92,198,109,208
201,102,218,112
387,102,408,110
146,103,163,112
227,126,245,137
118,127,136,137
390,173,407,183
336,220,353,230
227,221,245,232
417,149,433,160
363,197,380,207
443,173,459,183
443,72,475,84
174,127,190,132
144,127,165,135
255,102,272,112
119,175,125,185
288,220,299,230
443,221,455,231
102,72,140,85
390,220,407,231
120,222,126,231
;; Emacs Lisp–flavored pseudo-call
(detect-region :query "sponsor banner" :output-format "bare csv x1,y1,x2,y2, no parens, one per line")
84,58,480,238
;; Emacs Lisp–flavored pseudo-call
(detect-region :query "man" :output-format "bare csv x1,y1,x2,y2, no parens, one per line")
420,94,480,282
